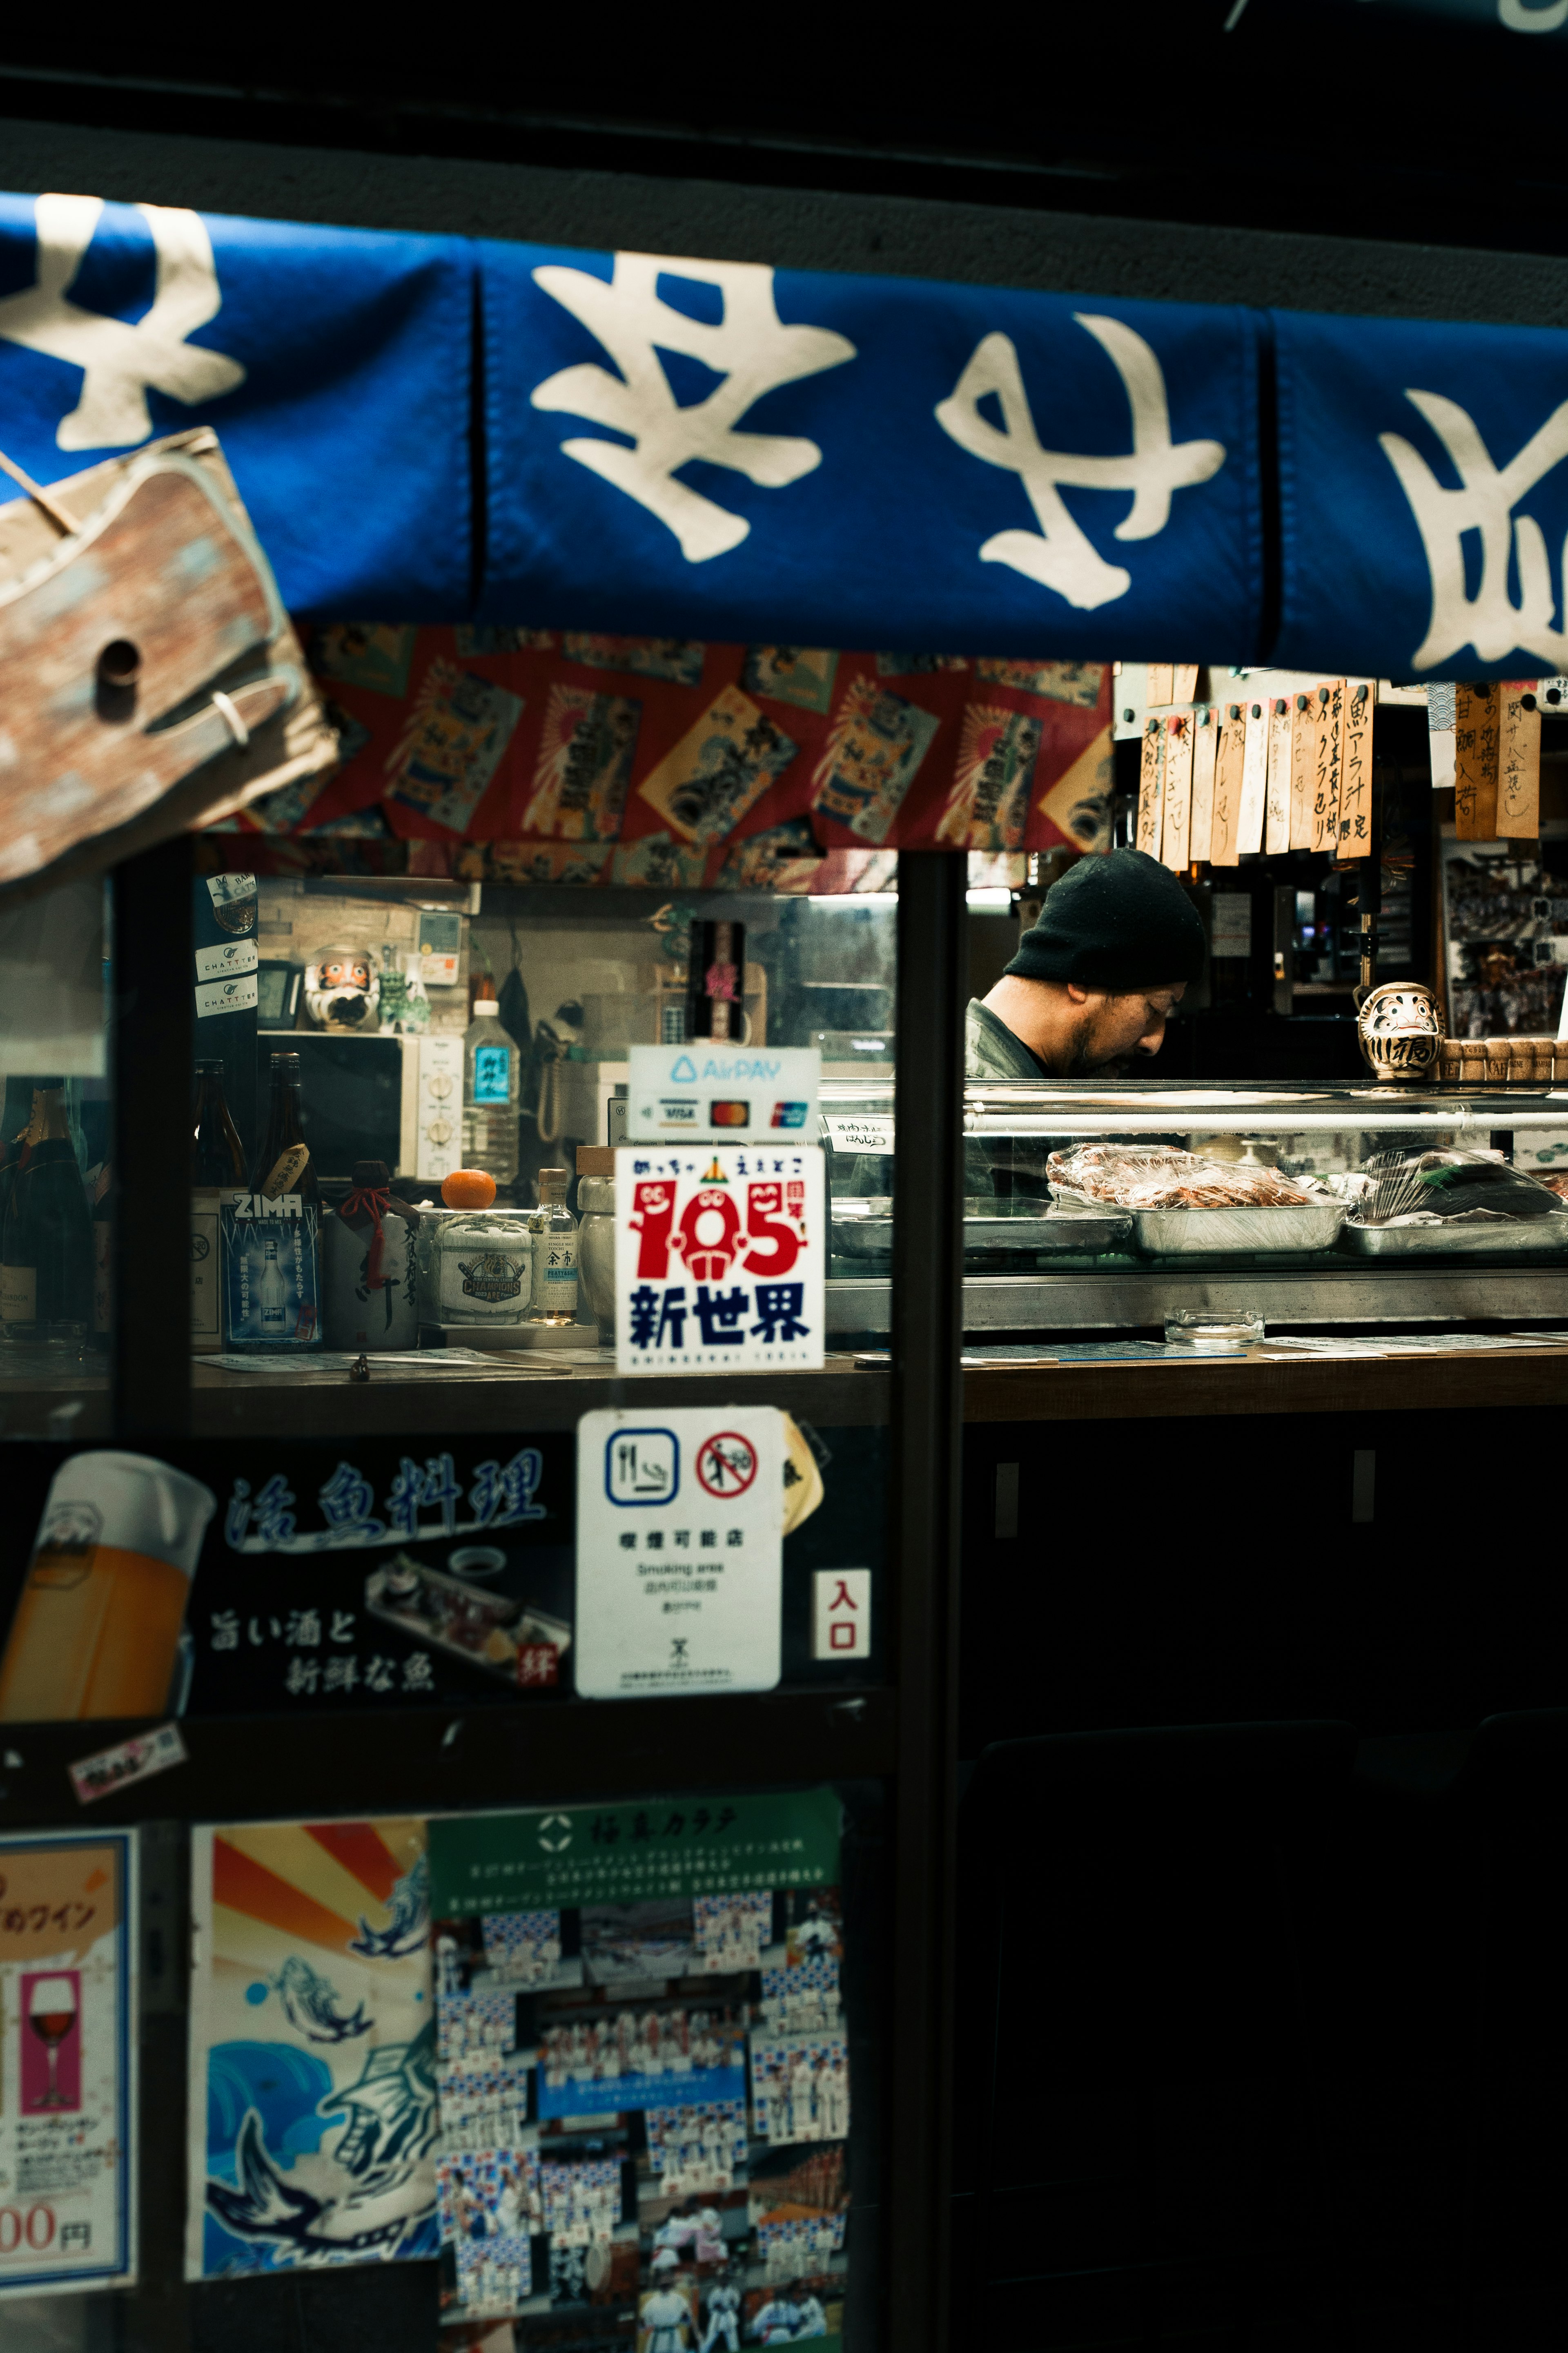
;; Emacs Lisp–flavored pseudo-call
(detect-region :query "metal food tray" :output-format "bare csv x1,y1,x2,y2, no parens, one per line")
835,1204,1132,1257
1340,1214,1568,1257
1133,1202,1346,1256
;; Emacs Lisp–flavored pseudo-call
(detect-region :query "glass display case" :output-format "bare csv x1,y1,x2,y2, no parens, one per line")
828,1077,1568,1343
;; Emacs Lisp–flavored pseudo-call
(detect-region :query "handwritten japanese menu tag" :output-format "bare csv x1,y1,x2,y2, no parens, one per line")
1310,682,1346,856
614,1145,824,1374
1236,698,1269,857
1135,719,1165,860
1264,698,1292,856
575,1406,784,1697
1289,691,1316,850
1187,707,1218,864
1338,682,1374,857
1162,716,1194,871
1497,683,1541,840
1455,682,1500,841
1209,702,1247,867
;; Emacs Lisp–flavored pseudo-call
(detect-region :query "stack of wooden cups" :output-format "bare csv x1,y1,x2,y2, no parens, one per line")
1435,1037,1566,1084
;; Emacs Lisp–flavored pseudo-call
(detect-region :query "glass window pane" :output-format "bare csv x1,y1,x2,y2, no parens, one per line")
0,878,110,1436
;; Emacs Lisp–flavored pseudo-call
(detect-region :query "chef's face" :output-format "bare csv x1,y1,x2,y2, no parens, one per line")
1065,981,1186,1074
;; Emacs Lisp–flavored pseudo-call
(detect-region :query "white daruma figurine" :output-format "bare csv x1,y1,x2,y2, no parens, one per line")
304,944,380,1030
1357,981,1443,1082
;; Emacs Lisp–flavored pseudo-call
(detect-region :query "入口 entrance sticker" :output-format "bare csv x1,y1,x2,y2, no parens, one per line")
0,1829,136,2299
613,1145,824,1374
575,1407,784,1699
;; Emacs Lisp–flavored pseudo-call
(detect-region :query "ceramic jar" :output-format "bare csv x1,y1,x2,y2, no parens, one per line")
322,1160,420,1350
417,1208,534,1326
577,1174,616,1343
1356,982,1443,1083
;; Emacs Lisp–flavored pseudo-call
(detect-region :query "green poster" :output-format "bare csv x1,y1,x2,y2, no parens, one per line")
428,1786,841,1918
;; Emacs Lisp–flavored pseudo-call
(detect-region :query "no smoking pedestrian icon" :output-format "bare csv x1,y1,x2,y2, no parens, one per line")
696,1431,758,1499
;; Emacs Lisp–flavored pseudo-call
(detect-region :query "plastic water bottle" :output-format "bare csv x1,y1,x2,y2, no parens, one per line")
463,998,520,1185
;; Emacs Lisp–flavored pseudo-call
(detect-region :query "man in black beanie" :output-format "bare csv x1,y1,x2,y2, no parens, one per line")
967,848,1207,1079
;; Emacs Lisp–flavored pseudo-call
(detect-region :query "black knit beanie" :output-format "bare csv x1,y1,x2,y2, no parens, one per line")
1004,849,1207,991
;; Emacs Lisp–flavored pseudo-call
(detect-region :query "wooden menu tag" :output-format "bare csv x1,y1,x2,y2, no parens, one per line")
1209,701,1247,867
1136,718,1165,860
1497,684,1541,839
1454,681,1500,839
1338,682,1374,857
1172,663,1200,705
1288,691,1315,850
1265,698,1292,854
1236,697,1269,856
1163,714,1194,871
1145,663,1175,708
1188,706,1218,865
1310,682,1346,855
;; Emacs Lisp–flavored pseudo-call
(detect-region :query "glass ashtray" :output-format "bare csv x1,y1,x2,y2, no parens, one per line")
1164,1309,1264,1347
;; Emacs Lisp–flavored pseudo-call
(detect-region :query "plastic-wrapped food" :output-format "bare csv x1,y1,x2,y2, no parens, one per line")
1352,1146,1566,1226
1047,1142,1319,1211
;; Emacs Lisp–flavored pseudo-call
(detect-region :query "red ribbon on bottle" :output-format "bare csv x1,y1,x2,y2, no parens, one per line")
341,1186,392,1287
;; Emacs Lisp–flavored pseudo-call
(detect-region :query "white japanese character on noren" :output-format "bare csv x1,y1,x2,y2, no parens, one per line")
530,252,856,562
1381,387,1568,671
0,193,245,451
935,314,1225,610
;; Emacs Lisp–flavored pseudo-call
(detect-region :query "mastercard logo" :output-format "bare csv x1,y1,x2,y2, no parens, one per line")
709,1100,750,1127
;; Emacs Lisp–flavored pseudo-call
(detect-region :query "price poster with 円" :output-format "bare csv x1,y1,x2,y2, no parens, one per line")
614,1144,824,1373
575,1406,784,1698
0,1830,136,2299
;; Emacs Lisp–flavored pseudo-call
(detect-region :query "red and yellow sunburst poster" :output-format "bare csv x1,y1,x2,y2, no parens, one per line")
185,1815,436,2280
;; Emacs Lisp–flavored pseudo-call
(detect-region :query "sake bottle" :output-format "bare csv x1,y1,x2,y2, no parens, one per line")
0,1087,91,1349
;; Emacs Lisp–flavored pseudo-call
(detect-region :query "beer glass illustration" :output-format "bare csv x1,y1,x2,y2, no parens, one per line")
0,1452,217,1720
23,1970,80,2110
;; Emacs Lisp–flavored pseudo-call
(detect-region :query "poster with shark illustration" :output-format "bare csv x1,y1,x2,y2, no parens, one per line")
185,1815,437,2280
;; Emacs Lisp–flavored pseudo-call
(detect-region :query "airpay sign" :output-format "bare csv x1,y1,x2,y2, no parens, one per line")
614,1144,825,1374
626,1046,820,1143
575,1406,784,1698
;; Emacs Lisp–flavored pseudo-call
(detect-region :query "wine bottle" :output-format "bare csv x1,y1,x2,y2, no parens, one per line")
192,1059,244,1354
0,1087,91,1349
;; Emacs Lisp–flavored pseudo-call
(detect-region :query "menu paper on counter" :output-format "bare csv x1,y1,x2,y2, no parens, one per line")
575,1406,784,1698
821,1114,894,1155
0,1830,136,2299
614,1144,824,1373
185,1816,437,2280
626,1045,820,1142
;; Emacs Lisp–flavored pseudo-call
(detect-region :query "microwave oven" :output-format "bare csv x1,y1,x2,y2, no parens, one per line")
255,1031,423,1183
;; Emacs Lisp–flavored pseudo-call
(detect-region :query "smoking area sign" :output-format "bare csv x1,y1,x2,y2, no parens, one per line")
575,1406,784,1700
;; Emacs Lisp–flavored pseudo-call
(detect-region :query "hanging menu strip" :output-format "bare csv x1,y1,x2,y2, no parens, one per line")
1145,662,1175,708
1338,681,1374,857
1209,700,1247,867
1236,696,1269,856
1136,717,1165,860
1172,663,1200,705
1454,680,1500,839
1497,682,1541,839
1264,698,1292,855
1288,691,1316,849
1187,706,1218,864
1162,715,1194,871
1310,681,1346,855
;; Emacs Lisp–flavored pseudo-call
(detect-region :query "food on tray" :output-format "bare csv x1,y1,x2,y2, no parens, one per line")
366,1550,569,1682
1047,1143,1320,1212
1350,1146,1567,1227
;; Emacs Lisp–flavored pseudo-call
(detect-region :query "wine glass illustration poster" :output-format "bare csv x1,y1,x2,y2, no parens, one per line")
0,1829,137,2298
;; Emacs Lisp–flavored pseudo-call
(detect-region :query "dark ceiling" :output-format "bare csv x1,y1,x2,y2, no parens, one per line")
4,2,1568,256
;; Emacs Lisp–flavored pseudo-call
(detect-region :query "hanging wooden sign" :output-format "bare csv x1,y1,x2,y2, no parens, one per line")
1162,714,1194,871
1145,663,1175,708
1264,697,1292,855
1338,681,1374,857
1172,663,1200,705
1497,682,1541,839
1136,717,1165,860
1209,701,1247,867
1310,681,1346,855
0,428,336,902
1236,696,1269,856
1454,681,1500,839
1288,691,1315,850
1188,706,1218,865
